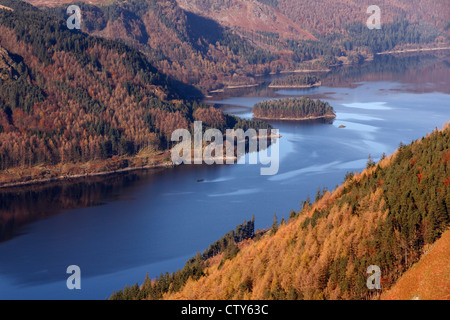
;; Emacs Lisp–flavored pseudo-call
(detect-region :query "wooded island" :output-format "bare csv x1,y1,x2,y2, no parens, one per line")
252,97,336,120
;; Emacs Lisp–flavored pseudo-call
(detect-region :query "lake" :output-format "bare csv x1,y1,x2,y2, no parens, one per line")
0,53,449,299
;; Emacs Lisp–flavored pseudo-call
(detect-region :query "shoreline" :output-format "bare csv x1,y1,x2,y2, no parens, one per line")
225,83,259,89
280,69,330,73
205,47,448,95
208,83,259,94
0,162,175,190
0,133,280,190
376,46,450,55
268,82,321,89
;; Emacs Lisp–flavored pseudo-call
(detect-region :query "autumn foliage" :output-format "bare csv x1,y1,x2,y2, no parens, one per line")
161,125,449,300
193,106,226,129
110,124,450,300
0,3,242,184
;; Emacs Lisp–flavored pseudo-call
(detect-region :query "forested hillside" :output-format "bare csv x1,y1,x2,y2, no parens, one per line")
0,0,265,186
110,124,450,300
276,0,449,35
381,228,450,300
39,0,282,91
25,0,448,91
176,0,447,68
26,0,450,34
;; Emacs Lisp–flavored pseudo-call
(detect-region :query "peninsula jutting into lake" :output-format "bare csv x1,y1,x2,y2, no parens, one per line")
268,74,321,88
252,97,336,120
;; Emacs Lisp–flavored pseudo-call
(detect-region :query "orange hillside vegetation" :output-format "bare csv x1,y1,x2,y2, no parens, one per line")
381,229,450,300
161,125,449,300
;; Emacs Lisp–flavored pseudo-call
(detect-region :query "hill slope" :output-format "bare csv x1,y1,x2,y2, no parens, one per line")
28,0,284,91
381,228,450,300
110,124,450,300
163,125,449,300
276,0,450,35
0,0,266,186
25,0,448,91
176,0,315,41
0,0,183,179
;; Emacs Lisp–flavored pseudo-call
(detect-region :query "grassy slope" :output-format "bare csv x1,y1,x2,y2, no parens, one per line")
381,229,450,300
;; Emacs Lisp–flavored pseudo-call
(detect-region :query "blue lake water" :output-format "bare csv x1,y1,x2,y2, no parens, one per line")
0,54,449,299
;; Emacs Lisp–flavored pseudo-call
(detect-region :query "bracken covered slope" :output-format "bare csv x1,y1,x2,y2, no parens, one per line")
381,228,450,300
160,124,449,300
109,124,449,300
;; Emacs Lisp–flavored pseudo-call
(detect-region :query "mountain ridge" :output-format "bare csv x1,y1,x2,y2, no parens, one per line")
24,0,448,91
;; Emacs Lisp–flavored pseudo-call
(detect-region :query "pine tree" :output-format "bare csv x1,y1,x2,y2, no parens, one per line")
271,213,278,234
366,154,376,168
315,187,322,202
289,209,297,220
